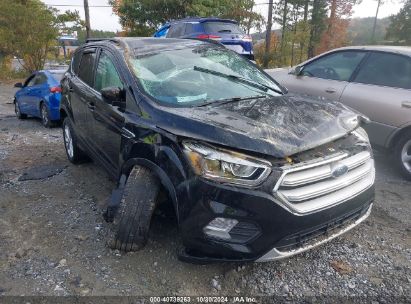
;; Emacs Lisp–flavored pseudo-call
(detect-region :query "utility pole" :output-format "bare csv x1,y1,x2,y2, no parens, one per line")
264,0,273,68
84,0,91,40
371,0,382,43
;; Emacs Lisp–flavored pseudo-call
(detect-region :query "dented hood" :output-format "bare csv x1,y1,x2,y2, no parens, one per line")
154,94,359,158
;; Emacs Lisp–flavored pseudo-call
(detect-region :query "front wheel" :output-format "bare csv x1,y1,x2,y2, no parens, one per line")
108,166,160,252
14,100,27,119
62,117,88,164
394,133,411,180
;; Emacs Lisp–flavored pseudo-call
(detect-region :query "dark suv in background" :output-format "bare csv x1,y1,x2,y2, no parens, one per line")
153,17,254,60
60,37,375,263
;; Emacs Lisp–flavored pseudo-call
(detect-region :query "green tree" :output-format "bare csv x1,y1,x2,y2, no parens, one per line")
0,0,76,72
386,0,411,44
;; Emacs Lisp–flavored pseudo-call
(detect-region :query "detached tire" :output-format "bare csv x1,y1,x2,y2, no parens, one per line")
109,166,160,252
62,117,88,164
394,132,411,180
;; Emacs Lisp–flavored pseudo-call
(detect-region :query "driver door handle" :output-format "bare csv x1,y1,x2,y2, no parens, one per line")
401,101,411,109
87,102,95,111
325,88,336,93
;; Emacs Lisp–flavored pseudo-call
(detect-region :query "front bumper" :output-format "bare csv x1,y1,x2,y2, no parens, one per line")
257,202,372,262
177,177,374,263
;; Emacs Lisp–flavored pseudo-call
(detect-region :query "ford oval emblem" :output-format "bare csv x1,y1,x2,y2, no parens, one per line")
331,164,349,178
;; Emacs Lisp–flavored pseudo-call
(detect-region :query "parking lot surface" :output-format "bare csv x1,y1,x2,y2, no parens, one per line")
0,83,410,301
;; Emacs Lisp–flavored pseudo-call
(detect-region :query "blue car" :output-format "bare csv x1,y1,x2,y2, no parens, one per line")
154,17,254,60
14,69,66,127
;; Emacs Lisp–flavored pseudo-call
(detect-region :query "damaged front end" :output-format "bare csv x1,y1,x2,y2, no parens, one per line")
176,127,374,263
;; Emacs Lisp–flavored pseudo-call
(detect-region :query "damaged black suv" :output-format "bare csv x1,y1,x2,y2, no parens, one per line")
60,37,375,263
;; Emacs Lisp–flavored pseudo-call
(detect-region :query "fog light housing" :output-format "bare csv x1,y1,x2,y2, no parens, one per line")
203,217,239,240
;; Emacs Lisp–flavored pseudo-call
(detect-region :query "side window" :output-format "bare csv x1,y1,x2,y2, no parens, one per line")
94,51,123,92
354,52,411,90
71,50,82,75
167,23,185,38
303,51,366,81
25,75,36,87
78,51,96,86
33,73,47,85
184,23,194,35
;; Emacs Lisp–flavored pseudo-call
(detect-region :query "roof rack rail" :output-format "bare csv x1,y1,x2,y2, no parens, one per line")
85,37,117,43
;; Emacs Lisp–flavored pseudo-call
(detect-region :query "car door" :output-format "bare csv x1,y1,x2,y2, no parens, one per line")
68,48,97,145
90,49,125,172
340,51,411,147
31,72,50,116
283,51,367,101
18,74,36,114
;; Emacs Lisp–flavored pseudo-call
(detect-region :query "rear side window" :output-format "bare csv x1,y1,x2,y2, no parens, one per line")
354,52,411,90
78,51,96,86
167,23,185,38
34,73,48,85
203,22,243,34
302,51,366,81
184,23,195,34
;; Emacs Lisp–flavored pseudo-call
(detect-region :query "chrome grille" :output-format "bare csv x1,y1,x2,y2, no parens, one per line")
274,151,375,214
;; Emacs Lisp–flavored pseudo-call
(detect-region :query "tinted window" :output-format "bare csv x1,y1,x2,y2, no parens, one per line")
167,23,185,38
33,73,48,85
94,51,123,92
71,50,82,74
78,51,96,86
25,75,36,87
203,22,243,34
303,51,366,81
184,23,195,34
354,52,411,89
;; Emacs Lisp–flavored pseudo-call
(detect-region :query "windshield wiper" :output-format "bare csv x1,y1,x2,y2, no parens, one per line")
197,95,267,107
193,66,283,95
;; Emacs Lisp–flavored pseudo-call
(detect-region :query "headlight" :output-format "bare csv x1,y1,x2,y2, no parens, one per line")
340,114,360,131
182,141,271,187
352,127,370,143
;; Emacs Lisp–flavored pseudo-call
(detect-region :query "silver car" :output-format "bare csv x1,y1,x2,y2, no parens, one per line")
267,46,411,180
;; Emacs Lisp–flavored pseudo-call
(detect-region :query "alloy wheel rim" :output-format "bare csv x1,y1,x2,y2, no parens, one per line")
401,139,411,173
64,124,74,158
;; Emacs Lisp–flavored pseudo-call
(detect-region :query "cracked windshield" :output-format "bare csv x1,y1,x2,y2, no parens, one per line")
128,45,282,106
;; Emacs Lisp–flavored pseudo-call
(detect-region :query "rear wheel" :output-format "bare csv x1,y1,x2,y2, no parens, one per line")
14,100,27,119
108,166,160,252
40,103,53,128
62,117,88,164
394,133,411,180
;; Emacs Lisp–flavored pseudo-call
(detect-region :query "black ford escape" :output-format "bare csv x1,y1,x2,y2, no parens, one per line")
60,37,375,263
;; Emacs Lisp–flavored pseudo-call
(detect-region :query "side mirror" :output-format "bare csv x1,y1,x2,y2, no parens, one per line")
14,82,23,88
101,86,125,105
294,66,303,76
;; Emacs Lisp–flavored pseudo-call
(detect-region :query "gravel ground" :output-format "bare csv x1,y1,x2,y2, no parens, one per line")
0,82,410,302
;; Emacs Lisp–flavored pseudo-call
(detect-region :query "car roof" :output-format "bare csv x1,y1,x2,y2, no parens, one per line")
332,45,411,57
169,17,237,24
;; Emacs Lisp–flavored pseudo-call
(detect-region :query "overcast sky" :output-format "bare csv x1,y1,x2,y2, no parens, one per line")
41,0,404,33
